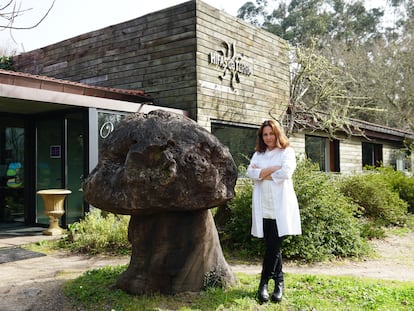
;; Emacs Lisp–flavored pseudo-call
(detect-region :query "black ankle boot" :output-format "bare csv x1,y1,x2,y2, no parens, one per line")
271,281,284,303
258,279,269,303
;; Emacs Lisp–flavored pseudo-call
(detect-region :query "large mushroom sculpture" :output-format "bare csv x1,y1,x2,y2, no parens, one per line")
83,110,238,294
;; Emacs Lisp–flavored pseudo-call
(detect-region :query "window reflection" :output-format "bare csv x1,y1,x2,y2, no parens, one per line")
0,119,25,223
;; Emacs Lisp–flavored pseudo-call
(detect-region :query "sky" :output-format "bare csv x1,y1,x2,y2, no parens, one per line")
0,0,248,54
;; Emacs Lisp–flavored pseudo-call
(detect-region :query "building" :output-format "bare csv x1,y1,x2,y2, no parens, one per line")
290,119,414,173
1,0,412,227
0,69,183,226
12,0,291,168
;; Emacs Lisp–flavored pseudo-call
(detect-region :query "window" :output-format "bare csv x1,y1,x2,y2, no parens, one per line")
362,142,383,167
211,122,257,169
97,111,126,150
305,135,340,172
0,117,25,223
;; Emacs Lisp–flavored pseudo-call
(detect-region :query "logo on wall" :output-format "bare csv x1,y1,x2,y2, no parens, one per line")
209,41,252,90
100,121,114,138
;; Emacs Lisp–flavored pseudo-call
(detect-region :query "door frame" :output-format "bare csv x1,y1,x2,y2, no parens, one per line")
28,108,89,227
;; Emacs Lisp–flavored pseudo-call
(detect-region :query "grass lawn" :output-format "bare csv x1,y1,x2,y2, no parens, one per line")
63,265,414,311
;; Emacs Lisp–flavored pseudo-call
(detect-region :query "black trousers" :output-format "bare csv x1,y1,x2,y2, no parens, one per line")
261,218,284,282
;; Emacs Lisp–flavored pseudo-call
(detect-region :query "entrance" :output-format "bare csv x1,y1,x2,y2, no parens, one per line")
0,116,25,223
0,111,87,227
36,112,86,226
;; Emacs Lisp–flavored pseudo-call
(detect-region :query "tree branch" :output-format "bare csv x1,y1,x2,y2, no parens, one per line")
0,0,56,30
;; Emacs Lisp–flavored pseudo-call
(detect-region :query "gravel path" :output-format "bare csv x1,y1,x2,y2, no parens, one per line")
1,232,413,311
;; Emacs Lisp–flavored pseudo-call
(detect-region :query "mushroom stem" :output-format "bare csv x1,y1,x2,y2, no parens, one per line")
116,209,236,294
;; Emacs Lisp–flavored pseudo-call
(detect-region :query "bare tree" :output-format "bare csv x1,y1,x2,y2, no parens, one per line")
0,0,55,30
279,39,369,138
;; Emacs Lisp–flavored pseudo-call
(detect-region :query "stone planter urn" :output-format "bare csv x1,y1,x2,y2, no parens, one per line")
37,189,71,236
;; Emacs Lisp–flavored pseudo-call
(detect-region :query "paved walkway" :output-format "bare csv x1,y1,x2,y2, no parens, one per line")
0,226,129,311
2,226,414,283
0,225,58,248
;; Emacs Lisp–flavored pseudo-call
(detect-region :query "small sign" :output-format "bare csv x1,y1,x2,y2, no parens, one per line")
50,145,61,158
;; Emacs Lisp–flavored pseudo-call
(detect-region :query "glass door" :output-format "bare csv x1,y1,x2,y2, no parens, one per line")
35,112,86,226
66,113,85,224
0,117,25,224
36,119,64,225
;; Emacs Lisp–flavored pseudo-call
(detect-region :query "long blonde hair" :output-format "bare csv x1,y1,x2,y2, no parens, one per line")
255,120,290,153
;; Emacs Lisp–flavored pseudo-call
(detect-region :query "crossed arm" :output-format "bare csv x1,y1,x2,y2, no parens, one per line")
252,164,282,180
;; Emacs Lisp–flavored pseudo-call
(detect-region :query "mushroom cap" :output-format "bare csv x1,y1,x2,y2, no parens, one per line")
83,110,238,215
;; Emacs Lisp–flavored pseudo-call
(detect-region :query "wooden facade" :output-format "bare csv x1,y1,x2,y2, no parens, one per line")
13,0,289,132
11,0,412,173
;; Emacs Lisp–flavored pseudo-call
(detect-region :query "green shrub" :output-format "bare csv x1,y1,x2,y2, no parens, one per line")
0,56,13,70
61,208,130,255
397,177,414,214
358,218,386,239
339,171,408,227
375,166,414,213
286,159,369,261
219,159,369,262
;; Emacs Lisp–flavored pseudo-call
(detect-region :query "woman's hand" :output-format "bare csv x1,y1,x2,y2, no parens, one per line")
259,165,281,179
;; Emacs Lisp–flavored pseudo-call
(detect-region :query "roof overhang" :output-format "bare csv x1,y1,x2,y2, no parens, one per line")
0,69,186,116
0,83,183,115
352,119,414,142
293,110,414,143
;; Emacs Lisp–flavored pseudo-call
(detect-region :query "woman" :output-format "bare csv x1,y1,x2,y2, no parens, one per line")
247,119,302,303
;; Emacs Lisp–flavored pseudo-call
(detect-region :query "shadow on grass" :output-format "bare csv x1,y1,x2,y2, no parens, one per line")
64,265,414,311
63,266,265,311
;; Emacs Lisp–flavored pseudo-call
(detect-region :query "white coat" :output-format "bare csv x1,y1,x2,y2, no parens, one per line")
247,147,302,238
